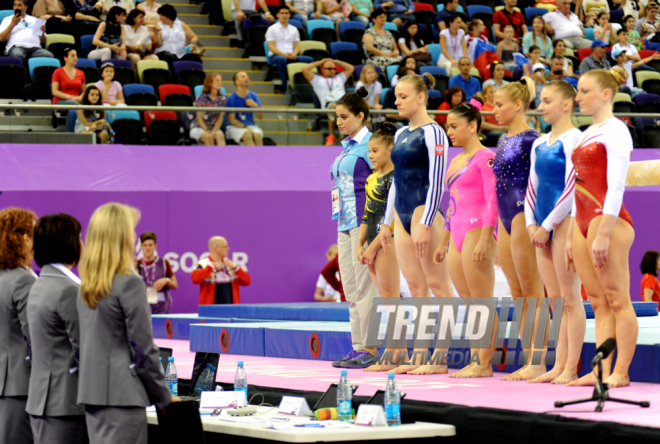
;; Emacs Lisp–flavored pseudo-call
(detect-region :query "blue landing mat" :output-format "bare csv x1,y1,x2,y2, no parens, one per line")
152,315,280,340
196,301,657,324
190,323,266,356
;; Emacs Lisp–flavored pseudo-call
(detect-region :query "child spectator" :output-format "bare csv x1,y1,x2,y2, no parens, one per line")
623,14,643,49
356,64,383,110
95,62,125,105
594,11,613,44
350,0,373,25
523,45,543,77
496,25,519,72
75,85,109,144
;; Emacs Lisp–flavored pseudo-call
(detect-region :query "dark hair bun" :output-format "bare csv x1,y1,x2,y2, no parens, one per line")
356,86,369,99
379,121,398,136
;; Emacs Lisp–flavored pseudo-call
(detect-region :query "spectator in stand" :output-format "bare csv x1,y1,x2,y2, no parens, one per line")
191,74,227,145
75,85,110,143
483,61,509,89
266,6,313,89
613,28,656,74
226,71,265,145
303,58,355,146
315,244,343,302
153,4,199,71
434,85,465,128
125,8,159,66
594,11,614,44
639,2,660,39
389,57,417,86
436,14,467,73
496,25,519,72
285,0,321,27
320,0,347,27
612,47,658,96
449,57,481,100
545,0,593,49
465,18,488,61
614,0,640,23
32,0,76,35
363,8,403,70
522,45,543,77
26,214,87,444
552,39,579,77
436,0,464,32
523,15,553,62
493,0,527,44
95,62,125,105
374,0,415,28
480,84,507,146
0,207,37,444
579,39,611,74
136,231,177,314
102,0,134,16
350,0,374,26
548,55,569,81
88,6,128,61
0,0,53,61
52,47,85,105
356,64,383,120
640,249,660,310
137,0,161,27
583,0,610,15
399,21,431,66
72,0,103,37
192,236,251,305
623,14,643,48
231,0,274,44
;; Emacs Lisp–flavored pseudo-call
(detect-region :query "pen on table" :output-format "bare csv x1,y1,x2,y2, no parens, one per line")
294,424,325,428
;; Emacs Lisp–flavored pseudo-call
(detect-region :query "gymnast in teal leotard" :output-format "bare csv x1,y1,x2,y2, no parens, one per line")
378,73,453,376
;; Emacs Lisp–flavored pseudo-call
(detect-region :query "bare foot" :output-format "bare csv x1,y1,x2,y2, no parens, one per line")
551,370,579,385
528,366,564,384
407,364,448,375
392,364,423,374
452,365,493,378
604,373,630,388
506,365,546,381
363,364,400,372
500,367,524,380
566,372,600,387
448,363,475,378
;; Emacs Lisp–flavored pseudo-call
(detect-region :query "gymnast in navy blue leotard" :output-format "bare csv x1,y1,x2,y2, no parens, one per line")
384,123,448,234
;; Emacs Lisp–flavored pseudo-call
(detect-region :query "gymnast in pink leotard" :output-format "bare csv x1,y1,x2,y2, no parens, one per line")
433,100,499,379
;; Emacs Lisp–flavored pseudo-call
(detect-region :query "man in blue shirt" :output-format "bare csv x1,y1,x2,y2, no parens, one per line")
226,71,265,145
435,0,464,31
448,57,481,100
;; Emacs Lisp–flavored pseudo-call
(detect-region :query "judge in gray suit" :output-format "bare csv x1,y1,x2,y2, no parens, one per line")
0,207,37,444
77,203,178,444
27,213,88,444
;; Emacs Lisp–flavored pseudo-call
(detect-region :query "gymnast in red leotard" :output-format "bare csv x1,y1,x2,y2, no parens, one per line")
433,99,498,379
566,68,637,389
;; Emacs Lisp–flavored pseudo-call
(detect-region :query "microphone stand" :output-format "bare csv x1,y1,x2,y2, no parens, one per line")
555,359,650,412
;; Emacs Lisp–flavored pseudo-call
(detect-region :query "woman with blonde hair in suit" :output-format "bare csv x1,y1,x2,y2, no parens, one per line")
77,203,178,443
27,213,88,444
0,207,38,444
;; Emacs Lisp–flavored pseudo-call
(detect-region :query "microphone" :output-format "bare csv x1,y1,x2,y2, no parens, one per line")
591,338,616,368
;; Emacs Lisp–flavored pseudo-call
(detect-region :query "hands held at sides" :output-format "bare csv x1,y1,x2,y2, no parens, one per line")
413,224,430,259
357,244,377,265
379,224,393,255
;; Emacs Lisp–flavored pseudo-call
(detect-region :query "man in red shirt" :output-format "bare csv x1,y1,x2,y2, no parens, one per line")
493,0,527,44
192,236,251,305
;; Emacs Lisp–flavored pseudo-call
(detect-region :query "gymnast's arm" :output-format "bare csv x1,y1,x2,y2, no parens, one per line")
419,125,448,227
524,139,540,230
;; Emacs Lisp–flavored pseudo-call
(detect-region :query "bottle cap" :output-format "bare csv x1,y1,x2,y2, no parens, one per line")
341,370,347,376
388,372,395,378
168,356,174,362
207,363,216,371
159,357,162,361
238,361,243,366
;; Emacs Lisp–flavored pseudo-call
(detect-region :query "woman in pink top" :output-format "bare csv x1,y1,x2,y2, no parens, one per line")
95,62,125,105
433,99,498,379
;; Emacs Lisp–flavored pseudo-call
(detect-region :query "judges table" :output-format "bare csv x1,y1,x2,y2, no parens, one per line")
146,405,456,442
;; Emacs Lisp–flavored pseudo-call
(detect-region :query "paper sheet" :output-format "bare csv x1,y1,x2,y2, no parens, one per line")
32,18,46,35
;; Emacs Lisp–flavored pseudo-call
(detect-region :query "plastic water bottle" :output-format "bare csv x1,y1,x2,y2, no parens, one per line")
234,361,248,402
193,363,217,395
159,356,164,374
384,373,401,426
337,370,352,422
165,357,178,395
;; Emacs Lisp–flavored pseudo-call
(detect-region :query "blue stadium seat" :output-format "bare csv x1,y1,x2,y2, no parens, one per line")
467,5,493,19
427,43,441,65
107,109,141,127
307,19,334,37
338,20,365,39
330,41,358,58
80,35,94,57
386,64,399,83
0,10,14,23
381,87,390,104
193,84,226,98
75,58,96,68
28,57,60,80
123,83,156,98
420,65,447,76
585,27,595,40
68,109,77,132
524,7,547,22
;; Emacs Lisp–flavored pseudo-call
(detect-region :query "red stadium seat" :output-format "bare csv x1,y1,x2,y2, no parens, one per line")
158,84,192,105
577,48,591,62
413,2,434,11
144,110,178,133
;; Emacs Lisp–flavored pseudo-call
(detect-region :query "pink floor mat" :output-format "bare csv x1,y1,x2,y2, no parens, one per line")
155,338,660,430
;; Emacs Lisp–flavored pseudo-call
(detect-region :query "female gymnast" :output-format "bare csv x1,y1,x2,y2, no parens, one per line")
379,73,453,375
433,99,499,378
356,122,404,372
524,80,586,385
492,78,545,381
566,68,637,388
331,88,380,369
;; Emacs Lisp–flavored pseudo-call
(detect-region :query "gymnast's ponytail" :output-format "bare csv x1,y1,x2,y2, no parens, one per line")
499,76,535,111
399,72,435,101
371,121,398,146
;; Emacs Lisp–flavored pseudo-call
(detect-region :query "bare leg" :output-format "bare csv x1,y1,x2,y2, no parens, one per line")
200,132,214,145
215,131,226,145
98,129,109,144
241,128,255,145
253,129,263,145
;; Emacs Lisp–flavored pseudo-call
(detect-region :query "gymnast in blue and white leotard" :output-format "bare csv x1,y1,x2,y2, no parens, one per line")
383,123,448,234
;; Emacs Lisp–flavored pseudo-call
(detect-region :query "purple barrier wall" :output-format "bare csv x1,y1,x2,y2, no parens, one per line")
0,144,658,312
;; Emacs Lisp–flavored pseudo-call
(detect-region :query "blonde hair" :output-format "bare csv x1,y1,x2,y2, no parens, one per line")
498,76,535,111
545,79,577,111
359,64,377,85
399,72,435,101
482,84,497,99
582,69,620,100
326,244,338,257
79,203,141,309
